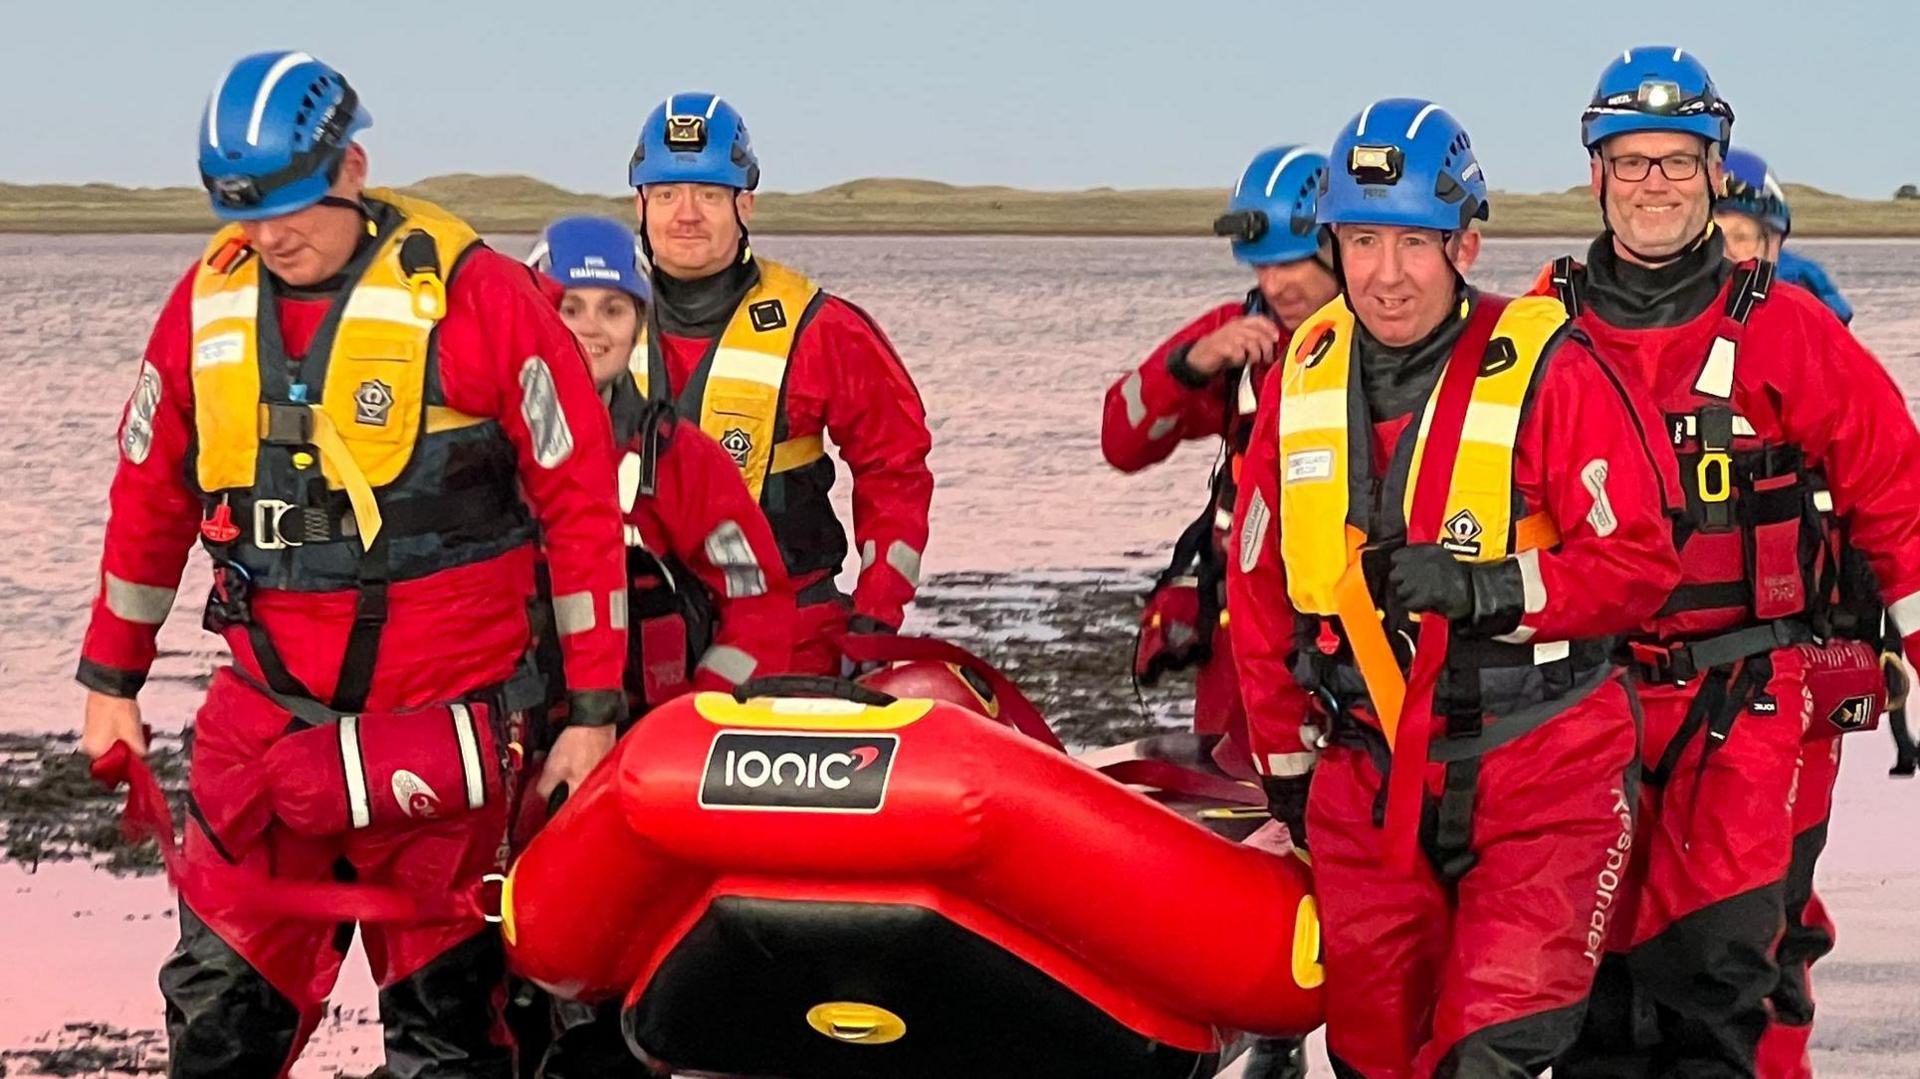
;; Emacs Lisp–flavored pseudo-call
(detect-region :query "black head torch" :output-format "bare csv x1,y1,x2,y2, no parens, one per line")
1212,209,1270,244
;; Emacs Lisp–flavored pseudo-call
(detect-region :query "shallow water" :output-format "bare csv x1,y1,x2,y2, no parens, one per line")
2,234,1917,1075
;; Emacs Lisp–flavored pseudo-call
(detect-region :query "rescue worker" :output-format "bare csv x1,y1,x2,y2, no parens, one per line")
1100,145,1340,780
1228,98,1682,1077
1713,147,1855,323
515,216,796,1078
627,92,933,674
530,215,795,706
75,52,628,1078
1542,48,1920,1079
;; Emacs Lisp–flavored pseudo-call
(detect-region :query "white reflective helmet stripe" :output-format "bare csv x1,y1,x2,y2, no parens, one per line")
206,67,233,151
1405,103,1441,140
699,645,758,686
339,716,372,830
1264,147,1310,198
1356,102,1375,137
705,95,724,120
552,591,596,636
449,704,487,811
248,52,315,147
104,573,177,625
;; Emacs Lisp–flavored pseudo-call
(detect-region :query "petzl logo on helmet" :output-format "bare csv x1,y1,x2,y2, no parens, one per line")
354,379,394,426
699,731,899,813
666,115,707,149
1829,694,1877,733
719,428,754,467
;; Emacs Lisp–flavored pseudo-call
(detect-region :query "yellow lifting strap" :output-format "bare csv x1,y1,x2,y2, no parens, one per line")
1334,510,1561,747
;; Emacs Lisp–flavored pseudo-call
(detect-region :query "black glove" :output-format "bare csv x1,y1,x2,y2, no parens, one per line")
1388,544,1526,638
1261,773,1312,850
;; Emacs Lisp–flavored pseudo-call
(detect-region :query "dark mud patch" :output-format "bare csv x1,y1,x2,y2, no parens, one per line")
0,1024,164,1077
0,570,1182,873
0,732,185,875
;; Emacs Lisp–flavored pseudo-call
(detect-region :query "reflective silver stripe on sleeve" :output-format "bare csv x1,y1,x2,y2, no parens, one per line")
885,541,923,589
1147,416,1180,440
1264,751,1317,778
1889,590,1920,638
609,589,629,631
339,717,372,830
1516,550,1547,615
860,539,878,570
518,356,575,468
105,573,177,625
1238,491,1271,574
698,644,758,686
1121,371,1148,427
552,591,596,636
450,704,487,811
705,521,769,599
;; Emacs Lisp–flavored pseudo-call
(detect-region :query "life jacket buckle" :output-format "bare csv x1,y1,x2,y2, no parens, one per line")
253,499,301,551
407,271,446,322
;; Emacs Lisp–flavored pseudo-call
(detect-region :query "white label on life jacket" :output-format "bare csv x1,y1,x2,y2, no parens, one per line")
193,331,246,371
1285,449,1334,484
1581,458,1617,537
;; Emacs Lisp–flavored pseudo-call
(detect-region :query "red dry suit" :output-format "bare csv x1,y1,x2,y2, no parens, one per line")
1541,234,1920,1079
1229,289,1681,1077
643,254,931,674
1101,295,1278,772
78,195,626,1079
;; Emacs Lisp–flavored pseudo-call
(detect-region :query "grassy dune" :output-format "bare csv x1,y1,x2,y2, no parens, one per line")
5,174,1920,237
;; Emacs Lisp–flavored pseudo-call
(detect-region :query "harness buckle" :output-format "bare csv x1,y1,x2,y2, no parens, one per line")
252,499,301,550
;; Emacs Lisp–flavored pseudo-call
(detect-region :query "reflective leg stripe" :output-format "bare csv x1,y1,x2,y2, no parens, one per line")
552,591,596,636
860,540,877,570
1147,416,1179,440
104,573,177,625
450,704,486,811
698,645,758,686
705,521,769,599
609,590,629,631
339,716,372,830
1890,590,1920,638
885,541,923,589
1122,371,1148,427
1264,751,1317,778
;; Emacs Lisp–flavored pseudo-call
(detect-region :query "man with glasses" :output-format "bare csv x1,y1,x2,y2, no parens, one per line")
1540,47,1920,1078
77,50,627,1077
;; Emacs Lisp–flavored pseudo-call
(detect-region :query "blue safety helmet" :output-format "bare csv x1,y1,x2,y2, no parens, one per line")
1581,46,1734,153
1214,146,1328,265
528,217,652,304
1320,99,1488,232
1716,147,1791,237
197,51,372,221
629,92,760,191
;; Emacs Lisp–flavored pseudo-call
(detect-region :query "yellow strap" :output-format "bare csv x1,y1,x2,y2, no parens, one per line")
425,406,488,435
771,433,825,474
264,405,385,549
1334,509,1560,747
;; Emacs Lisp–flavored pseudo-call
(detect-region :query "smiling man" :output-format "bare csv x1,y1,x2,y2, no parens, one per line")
1228,97,1680,1076
1541,48,1920,1079
625,93,932,676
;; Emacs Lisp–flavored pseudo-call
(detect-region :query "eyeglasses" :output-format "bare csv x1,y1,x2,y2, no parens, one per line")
1605,153,1704,182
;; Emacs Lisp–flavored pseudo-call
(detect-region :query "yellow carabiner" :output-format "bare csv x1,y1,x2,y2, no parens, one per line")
1696,452,1733,504
408,271,447,322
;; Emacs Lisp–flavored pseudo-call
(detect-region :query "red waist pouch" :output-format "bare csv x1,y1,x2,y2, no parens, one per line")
262,700,506,836
1794,639,1885,742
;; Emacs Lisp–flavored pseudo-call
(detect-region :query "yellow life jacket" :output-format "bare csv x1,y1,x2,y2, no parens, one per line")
629,256,827,501
187,188,488,547
1277,294,1570,615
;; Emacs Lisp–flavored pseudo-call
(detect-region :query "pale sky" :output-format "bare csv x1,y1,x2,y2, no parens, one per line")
0,0,1908,198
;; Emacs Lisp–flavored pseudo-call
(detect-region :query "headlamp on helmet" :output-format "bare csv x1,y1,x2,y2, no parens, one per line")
1212,209,1270,245
1348,145,1404,186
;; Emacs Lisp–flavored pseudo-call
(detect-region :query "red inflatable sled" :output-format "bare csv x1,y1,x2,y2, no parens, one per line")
504,642,1321,1079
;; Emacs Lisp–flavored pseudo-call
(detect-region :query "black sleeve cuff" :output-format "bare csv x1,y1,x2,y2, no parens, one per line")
1466,559,1527,639
77,658,146,699
565,689,624,728
1164,343,1214,389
